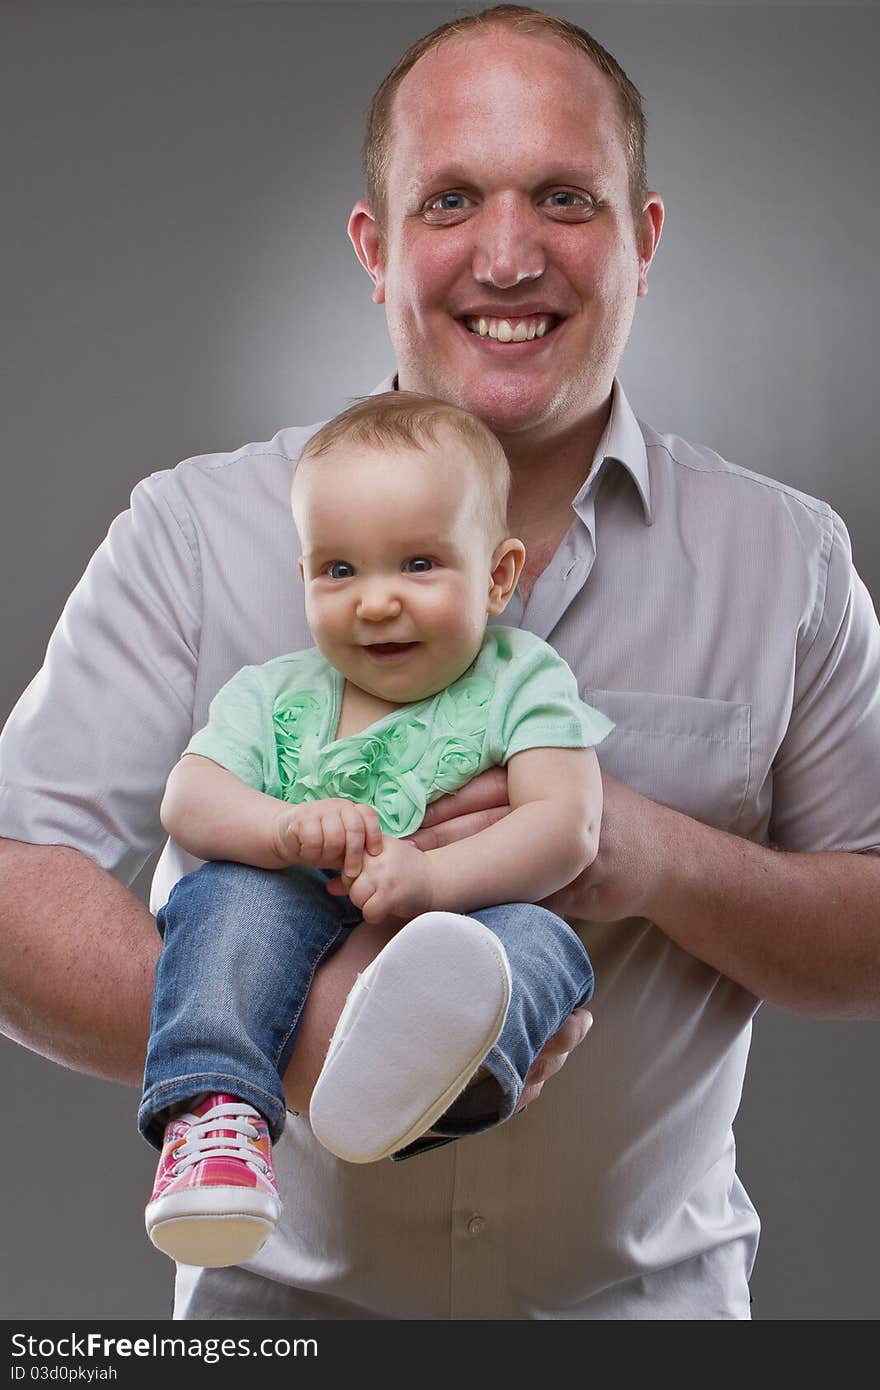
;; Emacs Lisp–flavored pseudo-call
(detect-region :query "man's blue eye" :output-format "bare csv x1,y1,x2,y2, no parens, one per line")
406,557,433,572
543,190,596,214
327,561,354,579
427,193,470,213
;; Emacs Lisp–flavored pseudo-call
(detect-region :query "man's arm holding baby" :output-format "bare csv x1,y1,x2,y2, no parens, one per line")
410,767,880,1019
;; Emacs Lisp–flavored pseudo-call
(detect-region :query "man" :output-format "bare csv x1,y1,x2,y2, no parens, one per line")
1,5,878,1319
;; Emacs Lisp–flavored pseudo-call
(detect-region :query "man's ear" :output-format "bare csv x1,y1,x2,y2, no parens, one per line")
348,199,386,305
488,539,526,615
637,192,664,298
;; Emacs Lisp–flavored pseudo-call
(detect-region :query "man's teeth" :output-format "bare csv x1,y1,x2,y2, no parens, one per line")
465,315,554,342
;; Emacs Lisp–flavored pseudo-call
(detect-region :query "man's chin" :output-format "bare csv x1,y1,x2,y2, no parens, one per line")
455,385,566,439
404,378,541,433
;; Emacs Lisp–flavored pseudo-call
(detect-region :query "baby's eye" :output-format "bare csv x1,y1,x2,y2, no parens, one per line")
405,557,434,573
326,561,355,580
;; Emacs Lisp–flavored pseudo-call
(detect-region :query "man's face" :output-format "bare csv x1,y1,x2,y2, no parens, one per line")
351,30,661,442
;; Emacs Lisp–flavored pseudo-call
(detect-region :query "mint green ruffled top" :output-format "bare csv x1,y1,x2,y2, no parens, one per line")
184,626,613,838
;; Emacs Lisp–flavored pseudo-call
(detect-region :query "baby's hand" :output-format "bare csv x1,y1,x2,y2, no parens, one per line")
327,836,434,924
274,798,383,879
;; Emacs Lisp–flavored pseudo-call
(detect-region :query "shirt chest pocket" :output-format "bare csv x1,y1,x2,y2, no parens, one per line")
583,689,752,834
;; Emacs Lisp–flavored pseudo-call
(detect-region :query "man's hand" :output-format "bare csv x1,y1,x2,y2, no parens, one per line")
514,1007,593,1111
408,766,661,922
326,834,434,924
274,798,384,879
407,767,511,851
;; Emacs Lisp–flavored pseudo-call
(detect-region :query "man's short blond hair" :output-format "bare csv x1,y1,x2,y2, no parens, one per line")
295,391,511,545
364,4,648,249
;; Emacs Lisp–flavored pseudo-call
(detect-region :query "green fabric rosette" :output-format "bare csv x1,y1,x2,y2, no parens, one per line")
268,673,497,836
273,692,323,792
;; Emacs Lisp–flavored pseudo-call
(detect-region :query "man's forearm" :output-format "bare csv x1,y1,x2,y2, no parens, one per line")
0,837,382,1111
0,840,158,1082
568,792,880,1019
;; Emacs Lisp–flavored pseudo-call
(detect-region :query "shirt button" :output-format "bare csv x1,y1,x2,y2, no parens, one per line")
466,1214,487,1236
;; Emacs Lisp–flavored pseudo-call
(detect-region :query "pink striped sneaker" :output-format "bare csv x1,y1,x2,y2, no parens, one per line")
145,1093,282,1267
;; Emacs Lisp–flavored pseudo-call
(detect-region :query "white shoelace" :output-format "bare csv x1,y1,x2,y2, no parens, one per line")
172,1099,270,1177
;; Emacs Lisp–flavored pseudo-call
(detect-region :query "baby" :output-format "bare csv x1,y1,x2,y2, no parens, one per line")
139,391,613,1269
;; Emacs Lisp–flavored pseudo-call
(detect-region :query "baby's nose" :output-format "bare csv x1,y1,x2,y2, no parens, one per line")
356,585,402,619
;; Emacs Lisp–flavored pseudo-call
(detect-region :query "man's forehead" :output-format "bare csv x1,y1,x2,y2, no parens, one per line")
394,29,612,109
388,28,623,181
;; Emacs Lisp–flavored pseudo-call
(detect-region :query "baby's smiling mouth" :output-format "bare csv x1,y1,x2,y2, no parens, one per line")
363,642,419,659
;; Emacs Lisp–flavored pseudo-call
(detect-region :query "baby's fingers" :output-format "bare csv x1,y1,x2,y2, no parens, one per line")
294,812,326,863
360,806,384,857
324,876,350,897
276,816,302,864
341,809,368,881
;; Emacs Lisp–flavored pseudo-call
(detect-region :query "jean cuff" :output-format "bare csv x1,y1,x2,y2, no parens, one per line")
138,1074,288,1150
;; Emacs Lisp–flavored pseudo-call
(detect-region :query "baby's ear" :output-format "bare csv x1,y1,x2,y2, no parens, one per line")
488,538,526,615
297,557,305,583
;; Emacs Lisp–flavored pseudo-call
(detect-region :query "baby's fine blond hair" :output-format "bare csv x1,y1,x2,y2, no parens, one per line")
294,391,511,545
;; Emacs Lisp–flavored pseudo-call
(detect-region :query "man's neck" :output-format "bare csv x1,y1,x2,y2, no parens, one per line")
499,400,611,547
498,400,612,603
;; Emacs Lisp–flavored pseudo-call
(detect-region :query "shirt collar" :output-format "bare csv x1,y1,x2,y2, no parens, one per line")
573,379,652,526
371,374,652,526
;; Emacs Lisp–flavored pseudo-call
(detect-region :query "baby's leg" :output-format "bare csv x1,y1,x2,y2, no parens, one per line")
140,859,361,1266
308,912,512,1163
428,903,594,1137
139,859,361,1147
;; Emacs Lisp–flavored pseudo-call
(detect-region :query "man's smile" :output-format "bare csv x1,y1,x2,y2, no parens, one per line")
463,312,560,342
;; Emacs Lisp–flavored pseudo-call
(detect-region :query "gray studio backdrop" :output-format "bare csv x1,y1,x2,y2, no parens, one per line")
2,0,877,1320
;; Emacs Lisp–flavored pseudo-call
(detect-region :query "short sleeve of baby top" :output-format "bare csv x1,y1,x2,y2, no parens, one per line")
183,625,613,837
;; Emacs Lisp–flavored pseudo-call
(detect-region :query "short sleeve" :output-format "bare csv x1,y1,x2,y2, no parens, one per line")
0,473,200,885
770,511,880,853
184,665,273,793
494,637,614,764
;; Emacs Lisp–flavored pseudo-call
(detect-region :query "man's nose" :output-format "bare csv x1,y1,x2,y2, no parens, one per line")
472,196,546,290
355,582,403,621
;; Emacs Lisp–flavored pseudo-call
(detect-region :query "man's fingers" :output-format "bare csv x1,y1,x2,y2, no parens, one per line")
543,1007,593,1055
419,766,509,829
514,1083,541,1114
515,1010,593,1111
408,805,510,852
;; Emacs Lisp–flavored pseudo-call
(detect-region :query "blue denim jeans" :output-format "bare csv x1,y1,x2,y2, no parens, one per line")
138,860,594,1154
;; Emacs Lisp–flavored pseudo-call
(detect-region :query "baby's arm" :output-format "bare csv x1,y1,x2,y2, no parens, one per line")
424,745,601,909
342,745,602,921
160,753,382,875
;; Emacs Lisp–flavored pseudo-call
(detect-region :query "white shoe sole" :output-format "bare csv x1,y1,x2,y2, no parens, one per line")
146,1187,282,1268
309,911,511,1163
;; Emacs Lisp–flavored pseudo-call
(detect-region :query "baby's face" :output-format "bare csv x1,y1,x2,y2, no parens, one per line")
295,435,511,703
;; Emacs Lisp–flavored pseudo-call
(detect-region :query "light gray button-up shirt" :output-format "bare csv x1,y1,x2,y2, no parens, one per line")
2,379,879,1319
